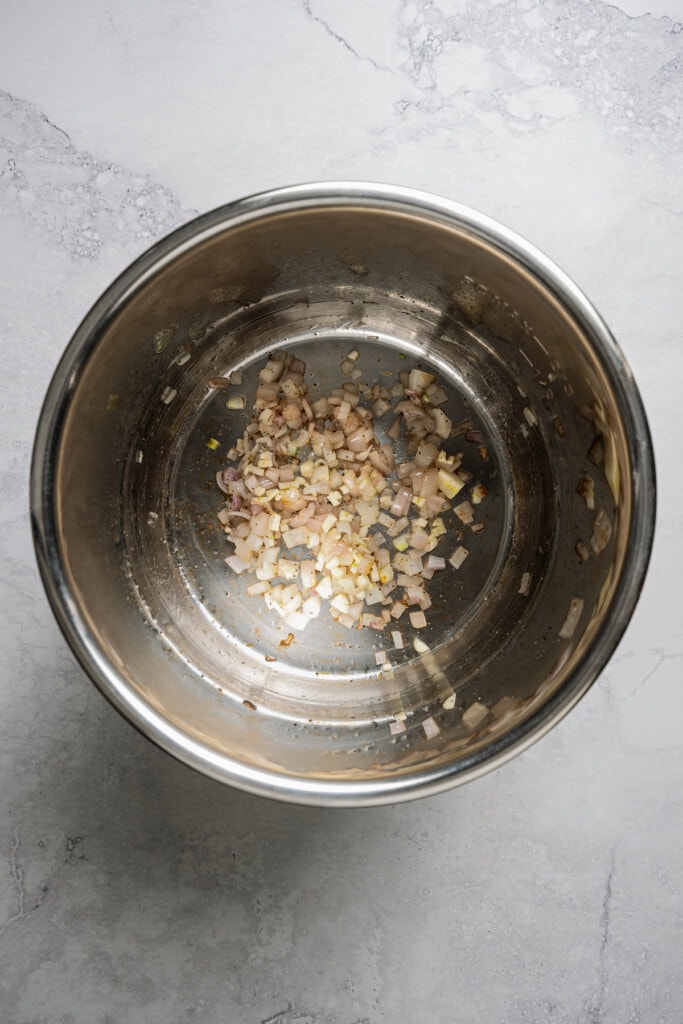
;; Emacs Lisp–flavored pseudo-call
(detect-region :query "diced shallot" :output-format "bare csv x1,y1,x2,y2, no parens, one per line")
424,555,446,572
462,702,488,730
449,546,469,570
213,349,488,641
225,554,249,575
590,509,612,555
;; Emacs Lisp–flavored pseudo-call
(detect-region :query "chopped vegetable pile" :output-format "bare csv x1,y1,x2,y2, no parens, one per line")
213,350,487,642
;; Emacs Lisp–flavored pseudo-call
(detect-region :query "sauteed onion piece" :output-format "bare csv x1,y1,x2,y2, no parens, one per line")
215,352,488,636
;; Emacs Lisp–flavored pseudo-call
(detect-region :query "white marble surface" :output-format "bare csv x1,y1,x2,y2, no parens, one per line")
1,1,682,1021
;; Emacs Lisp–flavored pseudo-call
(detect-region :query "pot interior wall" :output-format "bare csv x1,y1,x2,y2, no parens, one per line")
54,203,630,781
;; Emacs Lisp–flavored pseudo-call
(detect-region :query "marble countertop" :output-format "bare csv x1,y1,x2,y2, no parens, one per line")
1,1,681,1021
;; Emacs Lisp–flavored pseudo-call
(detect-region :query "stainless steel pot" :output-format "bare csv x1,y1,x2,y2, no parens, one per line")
31,183,655,805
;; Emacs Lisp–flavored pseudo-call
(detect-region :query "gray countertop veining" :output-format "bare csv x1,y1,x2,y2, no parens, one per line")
1,2,681,1021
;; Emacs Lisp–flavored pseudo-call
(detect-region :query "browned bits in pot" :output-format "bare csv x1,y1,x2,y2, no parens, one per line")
588,436,604,466
577,475,595,509
575,540,590,562
451,418,473,437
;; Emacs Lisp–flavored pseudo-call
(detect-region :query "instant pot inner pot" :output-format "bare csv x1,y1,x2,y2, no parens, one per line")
55,204,628,778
